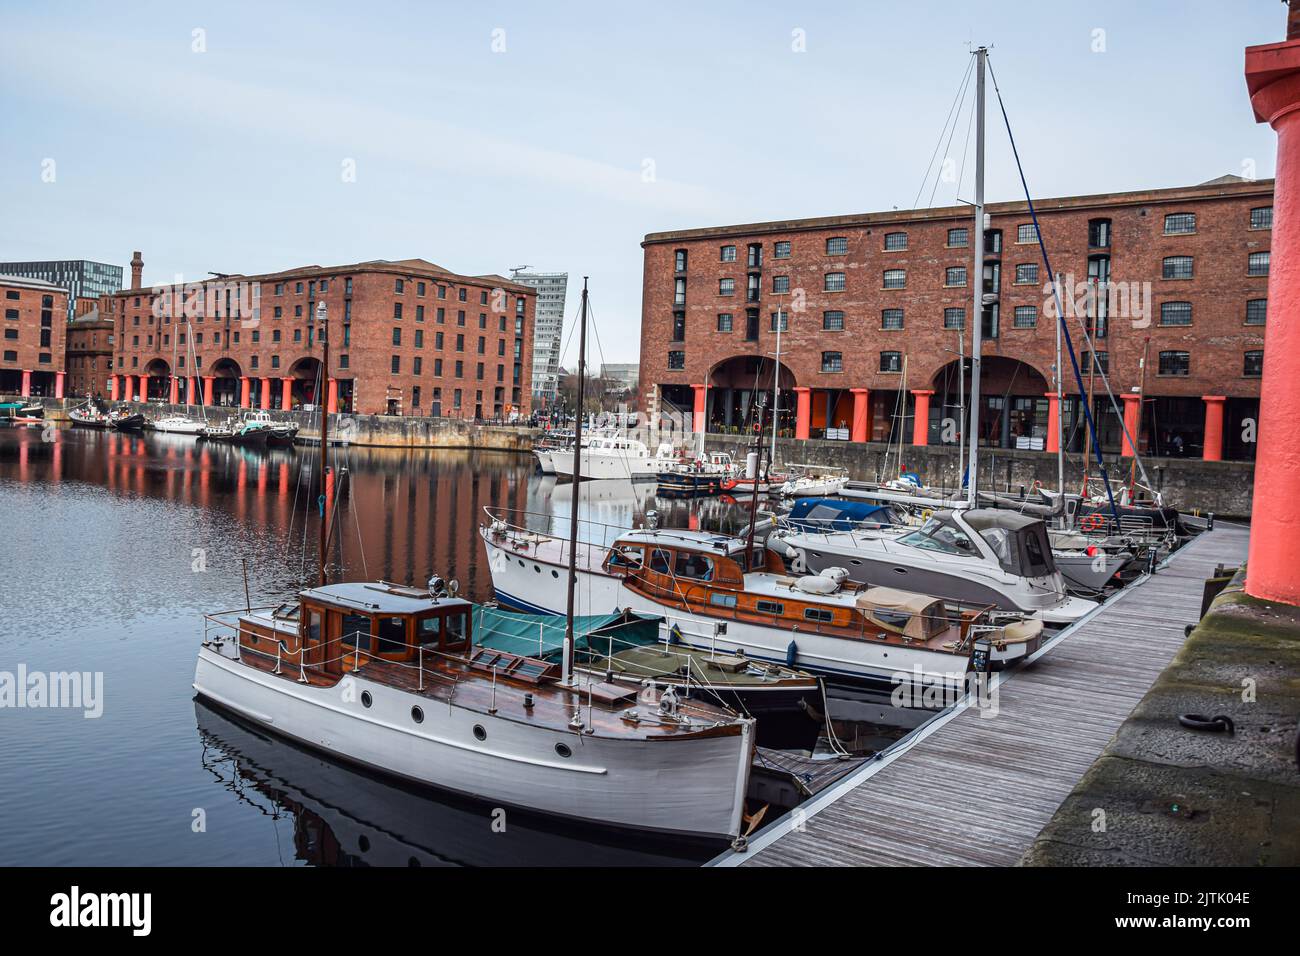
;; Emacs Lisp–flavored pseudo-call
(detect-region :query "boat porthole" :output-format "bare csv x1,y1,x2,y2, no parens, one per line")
407,857,422,868
552,569,559,578
473,724,487,741
555,742,572,758
359,836,370,853
535,564,541,573
411,705,424,724
518,559,525,567
361,691,373,708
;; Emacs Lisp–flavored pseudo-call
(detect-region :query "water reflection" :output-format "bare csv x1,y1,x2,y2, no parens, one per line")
0,426,919,866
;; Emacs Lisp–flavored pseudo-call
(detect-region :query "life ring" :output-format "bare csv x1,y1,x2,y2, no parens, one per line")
920,508,933,522
1080,513,1104,532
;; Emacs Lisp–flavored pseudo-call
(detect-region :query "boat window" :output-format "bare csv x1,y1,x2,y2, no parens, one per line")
417,615,442,645
650,549,673,574
980,527,1013,567
340,613,372,649
306,609,322,644
804,608,835,624
872,609,912,630
674,552,714,582
710,593,738,609
445,610,468,648
376,616,406,654
1020,526,1054,577
755,600,784,615
898,517,978,556
607,545,644,570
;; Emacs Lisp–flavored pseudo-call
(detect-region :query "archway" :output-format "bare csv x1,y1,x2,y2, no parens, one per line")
210,358,242,408
707,355,798,437
287,356,322,411
928,355,1050,449
143,358,171,402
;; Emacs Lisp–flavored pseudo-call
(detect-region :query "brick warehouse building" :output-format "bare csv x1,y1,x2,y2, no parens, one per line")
639,175,1273,462
102,255,535,419
1,276,69,398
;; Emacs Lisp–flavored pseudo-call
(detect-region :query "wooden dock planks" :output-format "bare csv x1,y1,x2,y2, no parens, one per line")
724,523,1250,867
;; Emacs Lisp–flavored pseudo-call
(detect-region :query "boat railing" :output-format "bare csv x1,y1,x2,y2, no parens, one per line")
481,505,647,560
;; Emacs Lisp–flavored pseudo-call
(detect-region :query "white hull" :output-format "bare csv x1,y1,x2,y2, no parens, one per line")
481,533,1005,687
534,450,556,474
193,646,749,840
550,449,659,481
153,418,206,435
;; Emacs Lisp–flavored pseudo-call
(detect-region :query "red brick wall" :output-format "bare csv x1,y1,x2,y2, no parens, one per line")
108,263,534,417
65,317,114,398
639,180,1273,406
1,281,68,390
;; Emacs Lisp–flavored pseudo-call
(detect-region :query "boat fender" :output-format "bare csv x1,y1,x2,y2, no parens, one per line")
785,639,798,667
823,567,849,586
794,574,839,595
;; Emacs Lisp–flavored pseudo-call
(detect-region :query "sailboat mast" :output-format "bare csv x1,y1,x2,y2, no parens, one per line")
965,45,987,508
316,301,329,586
1054,271,1065,497
771,304,782,466
563,278,589,684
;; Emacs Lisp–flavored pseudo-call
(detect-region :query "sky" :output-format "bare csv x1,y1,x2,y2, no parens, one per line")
0,0,1284,365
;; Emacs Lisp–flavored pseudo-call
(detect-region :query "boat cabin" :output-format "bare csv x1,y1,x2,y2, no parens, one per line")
898,509,1057,578
237,581,559,683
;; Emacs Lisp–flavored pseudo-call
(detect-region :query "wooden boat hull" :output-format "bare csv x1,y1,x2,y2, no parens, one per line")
655,471,723,497
193,645,752,841
110,414,146,432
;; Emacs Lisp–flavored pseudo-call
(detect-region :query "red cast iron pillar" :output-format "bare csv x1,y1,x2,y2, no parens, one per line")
1245,7,1300,605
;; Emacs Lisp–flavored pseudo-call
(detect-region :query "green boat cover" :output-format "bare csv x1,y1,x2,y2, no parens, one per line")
473,605,662,660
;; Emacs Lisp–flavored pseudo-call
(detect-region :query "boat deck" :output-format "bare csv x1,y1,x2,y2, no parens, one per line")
710,522,1250,867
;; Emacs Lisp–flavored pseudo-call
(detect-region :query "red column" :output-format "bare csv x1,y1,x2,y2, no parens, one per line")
203,376,215,407
138,375,148,401
123,375,134,402
1245,23,1300,604
327,378,339,415
1202,395,1226,461
239,376,251,409
1044,391,1061,453
19,369,31,398
260,377,272,410
169,376,179,405
1120,393,1142,456
281,377,293,410
850,388,870,443
690,383,706,433
794,387,811,440
911,389,933,446
55,372,65,399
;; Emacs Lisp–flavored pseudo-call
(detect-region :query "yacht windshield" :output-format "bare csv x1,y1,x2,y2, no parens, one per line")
898,517,978,557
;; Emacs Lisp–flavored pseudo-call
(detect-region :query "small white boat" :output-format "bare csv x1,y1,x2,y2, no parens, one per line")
550,435,669,481
780,466,849,499
151,415,207,435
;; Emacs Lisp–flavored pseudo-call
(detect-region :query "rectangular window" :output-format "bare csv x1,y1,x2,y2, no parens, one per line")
416,305,425,321
413,357,422,375
720,244,736,262
1158,350,1190,376
674,277,686,305
947,228,968,248
1090,350,1109,373
945,266,967,287
672,312,686,341
1162,256,1194,280
769,312,789,332
1013,305,1037,328
882,269,906,289
881,308,904,330
395,278,405,293
772,275,790,293
1017,223,1038,244
943,307,965,329
821,351,843,373
1248,251,1270,276
755,600,784,615
773,240,791,259
804,608,835,624
716,313,733,332
1246,298,1267,326
674,249,687,272
880,351,903,373
392,327,402,345
826,236,848,255
1250,206,1273,230
414,329,424,347
1163,212,1196,235
823,310,845,331
824,272,846,292
1159,301,1192,326
1014,263,1039,284
391,355,401,373
1244,350,1263,377
883,232,907,251
719,278,735,296
667,351,685,370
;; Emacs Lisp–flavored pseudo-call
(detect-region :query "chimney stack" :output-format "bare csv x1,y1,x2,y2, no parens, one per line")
130,251,143,291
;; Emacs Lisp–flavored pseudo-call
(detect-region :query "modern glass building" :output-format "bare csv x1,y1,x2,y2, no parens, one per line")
509,269,568,405
0,259,123,321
